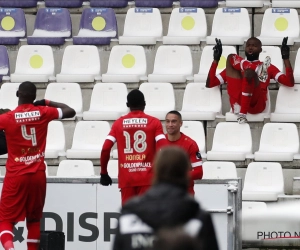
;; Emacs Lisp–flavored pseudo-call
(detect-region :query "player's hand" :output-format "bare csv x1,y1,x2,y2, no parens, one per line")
33,99,46,106
281,37,290,60
213,38,223,61
100,174,112,186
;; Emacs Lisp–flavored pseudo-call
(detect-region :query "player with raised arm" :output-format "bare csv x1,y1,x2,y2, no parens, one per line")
165,111,203,195
206,37,294,124
0,81,75,250
100,89,168,205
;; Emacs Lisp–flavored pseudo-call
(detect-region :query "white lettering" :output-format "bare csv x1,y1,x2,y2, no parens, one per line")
123,118,148,125
15,111,40,119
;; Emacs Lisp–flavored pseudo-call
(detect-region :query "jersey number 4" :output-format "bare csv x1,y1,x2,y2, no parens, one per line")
124,130,147,153
21,125,37,146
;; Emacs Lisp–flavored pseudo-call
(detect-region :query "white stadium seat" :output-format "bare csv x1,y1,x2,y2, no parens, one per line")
242,162,284,201
271,85,300,122
119,8,162,45
226,0,265,7
45,121,66,158
66,121,110,159
207,122,253,161
83,83,128,120
202,161,237,179
148,45,193,83
101,45,147,83
44,83,82,119
107,160,119,179
206,7,251,45
57,160,95,177
139,82,175,120
293,48,300,83
163,7,207,45
194,45,237,82
180,83,222,121
10,45,55,83
271,1,300,9
56,45,101,83
254,123,299,161
0,83,20,110
257,8,300,45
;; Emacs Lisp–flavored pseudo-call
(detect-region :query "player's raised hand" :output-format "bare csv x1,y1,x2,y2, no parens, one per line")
100,174,112,186
213,38,223,61
281,37,290,59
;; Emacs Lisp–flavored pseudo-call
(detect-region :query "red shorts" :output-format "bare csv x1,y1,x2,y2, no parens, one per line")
121,186,150,205
0,171,46,222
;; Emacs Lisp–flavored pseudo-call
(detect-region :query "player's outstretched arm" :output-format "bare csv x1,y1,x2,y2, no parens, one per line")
100,139,114,186
34,99,76,118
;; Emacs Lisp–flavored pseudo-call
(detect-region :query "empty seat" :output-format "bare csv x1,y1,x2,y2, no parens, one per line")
102,45,147,83
139,82,175,120
202,161,237,179
0,45,9,82
225,0,265,7
0,0,38,8
254,123,299,162
148,45,193,83
180,121,206,158
135,0,173,8
73,8,117,46
293,48,300,83
66,121,110,159
107,159,118,179
194,45,236,82
10,45,55,83
206,7,251,45
259,46,283,73
207,122,252,161
242,162,284,201
270,85,300,122
45,121,66,158
257,8,300,45
119,8,162,45
83,82,128,120
0,8,26,45
57,160,95,177
272,0,300,7
45,0,85,7
44,83,82,119
0,82,19,110
90,0,129,8
56,45,101,83
163,7,207,45
180,82,222,121
180,0,218,8
27,8,72,46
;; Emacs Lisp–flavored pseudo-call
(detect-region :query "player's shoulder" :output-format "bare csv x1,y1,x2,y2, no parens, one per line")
181,133,197,146
268,63,280,72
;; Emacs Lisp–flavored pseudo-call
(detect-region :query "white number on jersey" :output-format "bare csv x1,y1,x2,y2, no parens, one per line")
21,125,37,146
123,130,147,154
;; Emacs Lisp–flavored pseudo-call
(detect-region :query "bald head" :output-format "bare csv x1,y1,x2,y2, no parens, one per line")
17,81,37,104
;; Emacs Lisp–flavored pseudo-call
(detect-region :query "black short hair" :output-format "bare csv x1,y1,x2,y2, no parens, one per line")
166,110,182,120
127,89,145,108
247,37,262,47
18,81,36,96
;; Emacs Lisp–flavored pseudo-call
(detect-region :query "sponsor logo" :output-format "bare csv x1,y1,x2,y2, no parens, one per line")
15,111,40,123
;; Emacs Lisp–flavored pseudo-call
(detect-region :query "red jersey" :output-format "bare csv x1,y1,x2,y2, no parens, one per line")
102,110,167,188
0,104,61,177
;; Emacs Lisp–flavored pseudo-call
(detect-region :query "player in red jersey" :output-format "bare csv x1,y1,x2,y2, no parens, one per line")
165,111,203,195
0,81,75,250
100,89,168,205
206,37,294,124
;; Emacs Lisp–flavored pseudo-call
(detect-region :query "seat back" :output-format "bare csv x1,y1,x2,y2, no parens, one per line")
274,85,300,114
202,161,237,179
135,0,173,8
293,47,300,82
45,0,85,8
180,0,218,8
0,82,19,110
57,160,95,177
0,45,10,79
107,160,119,178
0,8,26,38
225,0,265,7
259,46,283,72
90,0,129,8
272,0,300,7
0,0,38,8
46,120,65,153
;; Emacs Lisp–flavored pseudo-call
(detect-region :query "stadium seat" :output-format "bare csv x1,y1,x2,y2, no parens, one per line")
194,45,237,82
225,0,265,7
66,121,110,159
242,162,284,201
0,82,19,110
44,161,49,176
44,83,82,119
257,8,300,45
180,82,222,121
139,82,175,120
45,121,66,158
206,122,253,161
45,0,85,7
27,8,72,46
0,45,9,82
272,0,300,7
0,0,38,8
73,8,117,46
202,161,237,179
254,123,299,161
163,7,207,45
180,0,218,8
270,85,300,122
10,45,55,83
90,0,129,8
0,8,26,45
57,160,95,177
148,45,193,83
83,82,128,120
206,7,251,45
293,48,300,83
101,45,147,83
56,45,101,83
107,159,118,179
180,121,206,158
135,0,173,8
119,8,163,45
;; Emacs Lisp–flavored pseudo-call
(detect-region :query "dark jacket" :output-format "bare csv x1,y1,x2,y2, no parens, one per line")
0,130,7,155
113,183,219,250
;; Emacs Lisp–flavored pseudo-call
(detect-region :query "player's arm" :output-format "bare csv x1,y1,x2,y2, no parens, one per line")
155,121,168,150
33,99,76,118
189,143,203,180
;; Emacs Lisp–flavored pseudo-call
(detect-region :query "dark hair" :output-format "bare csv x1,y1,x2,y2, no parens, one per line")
18,81,37,101
247,37,262,47
153,146,191,189
166,110,182,120
127,89,145,108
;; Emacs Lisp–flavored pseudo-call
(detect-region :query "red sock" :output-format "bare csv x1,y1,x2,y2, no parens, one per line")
240,77,255,114
27,221,40,250
0,221,14,250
